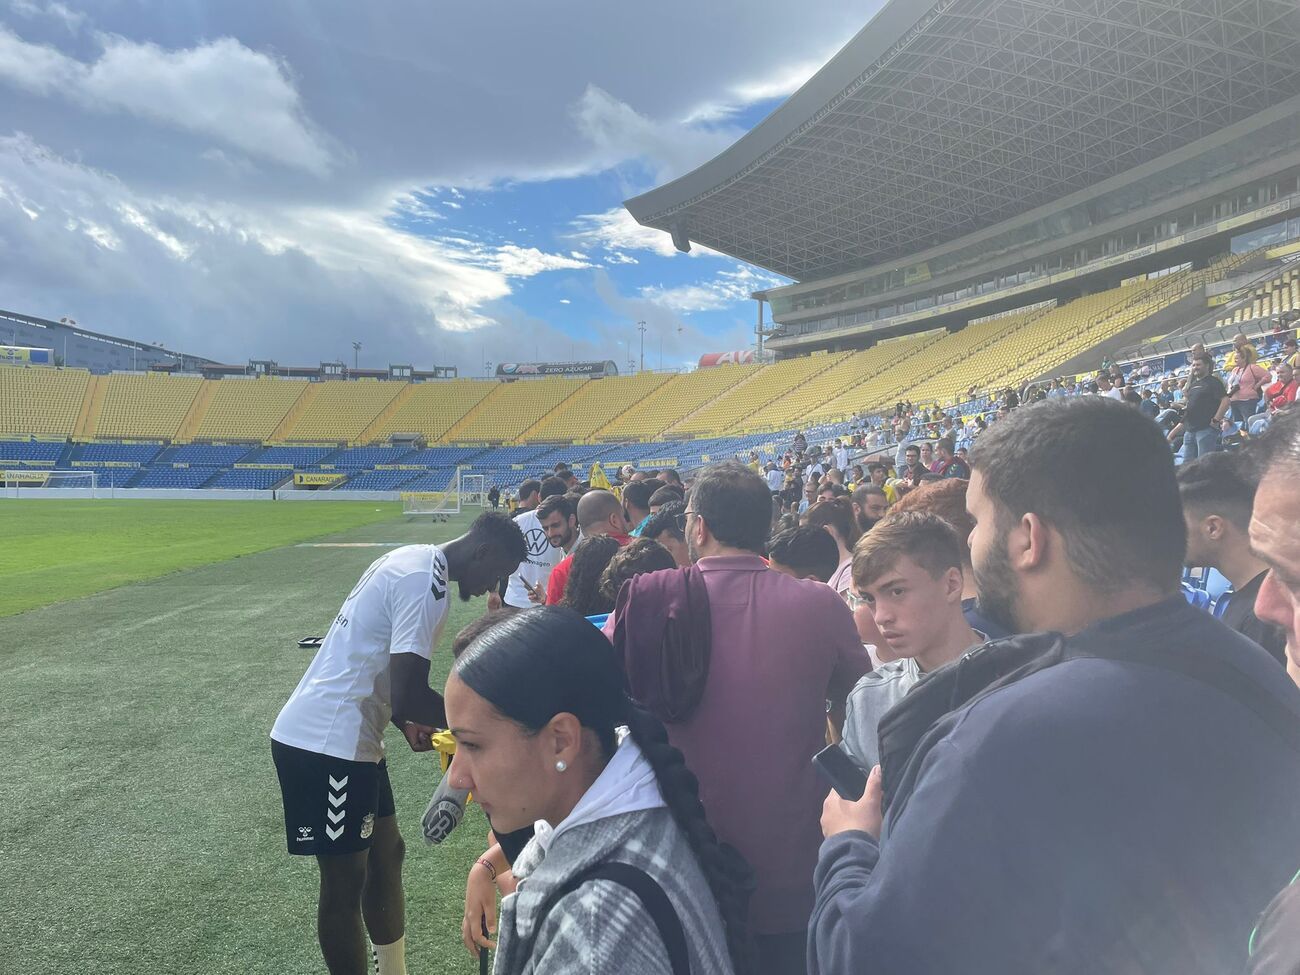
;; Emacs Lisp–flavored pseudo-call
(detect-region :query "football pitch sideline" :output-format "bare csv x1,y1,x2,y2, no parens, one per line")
0,501,495,975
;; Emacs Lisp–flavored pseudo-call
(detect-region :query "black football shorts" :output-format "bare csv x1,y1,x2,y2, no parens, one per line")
271,739,396,855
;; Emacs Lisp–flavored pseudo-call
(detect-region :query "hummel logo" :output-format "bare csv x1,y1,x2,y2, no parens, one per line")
296,826,313,843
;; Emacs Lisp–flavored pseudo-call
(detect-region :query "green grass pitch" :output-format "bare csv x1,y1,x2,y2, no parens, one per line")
1,500,499,974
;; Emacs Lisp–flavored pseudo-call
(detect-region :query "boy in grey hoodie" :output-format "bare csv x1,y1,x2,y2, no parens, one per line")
840,512,985,771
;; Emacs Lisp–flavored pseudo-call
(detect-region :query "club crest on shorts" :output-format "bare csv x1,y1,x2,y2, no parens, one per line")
361,813,375,839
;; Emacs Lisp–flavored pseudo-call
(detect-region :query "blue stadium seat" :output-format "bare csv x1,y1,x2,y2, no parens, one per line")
338,471,418,491
331,447,415,468
135,468,216,489
75,442,162,465
248,446,335,467
210,469,287,490
0,440,63,462
170,444,256,466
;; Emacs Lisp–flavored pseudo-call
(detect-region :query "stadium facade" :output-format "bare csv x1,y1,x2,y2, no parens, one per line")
626,0,1300,361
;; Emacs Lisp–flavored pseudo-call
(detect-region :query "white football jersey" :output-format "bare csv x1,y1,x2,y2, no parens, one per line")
271,544,450,763
503,507,562,607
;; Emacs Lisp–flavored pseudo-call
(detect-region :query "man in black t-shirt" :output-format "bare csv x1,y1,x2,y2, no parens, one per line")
1177,454,1287,667
1170,352,1229,460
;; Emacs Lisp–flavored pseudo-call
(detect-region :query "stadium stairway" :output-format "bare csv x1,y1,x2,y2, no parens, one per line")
441,383,505,442
665,352,851,438
72,373,108,441
173,379,219,443
355,383,417,444
266,383,322,443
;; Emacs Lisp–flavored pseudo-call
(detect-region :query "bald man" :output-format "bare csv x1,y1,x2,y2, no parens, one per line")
544,490,632,605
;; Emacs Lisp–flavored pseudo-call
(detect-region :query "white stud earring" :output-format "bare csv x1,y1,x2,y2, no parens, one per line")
555,760,568,772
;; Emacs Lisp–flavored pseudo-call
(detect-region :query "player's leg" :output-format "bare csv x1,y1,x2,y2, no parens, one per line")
317,851,370,975
272,739,382,975
362,762,407,975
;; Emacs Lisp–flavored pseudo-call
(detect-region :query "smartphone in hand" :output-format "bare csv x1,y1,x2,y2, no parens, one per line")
813,743,869,801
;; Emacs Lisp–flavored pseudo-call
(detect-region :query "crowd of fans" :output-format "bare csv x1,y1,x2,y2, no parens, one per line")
277,325,1300,975
431,342,1300,974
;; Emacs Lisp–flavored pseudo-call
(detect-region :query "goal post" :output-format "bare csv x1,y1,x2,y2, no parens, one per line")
401,466,463,521
461,473,486,507
3,469,99,497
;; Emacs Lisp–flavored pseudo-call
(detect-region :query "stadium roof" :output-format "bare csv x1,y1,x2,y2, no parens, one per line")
625,0,1300,282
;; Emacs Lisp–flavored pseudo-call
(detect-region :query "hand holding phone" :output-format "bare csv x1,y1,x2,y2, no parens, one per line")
812,743,869,801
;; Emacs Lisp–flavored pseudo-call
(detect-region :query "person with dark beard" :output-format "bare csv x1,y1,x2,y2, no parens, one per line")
810,398,1300,975
850,484,888,535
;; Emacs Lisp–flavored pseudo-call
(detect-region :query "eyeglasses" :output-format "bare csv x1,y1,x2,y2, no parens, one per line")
675,510,696,533
846,591,870,610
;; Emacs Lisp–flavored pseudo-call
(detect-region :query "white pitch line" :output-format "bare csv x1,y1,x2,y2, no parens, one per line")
295,542,408,548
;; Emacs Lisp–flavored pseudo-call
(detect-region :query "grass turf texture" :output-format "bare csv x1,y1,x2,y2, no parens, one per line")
0,499,403,617
1,504,497,975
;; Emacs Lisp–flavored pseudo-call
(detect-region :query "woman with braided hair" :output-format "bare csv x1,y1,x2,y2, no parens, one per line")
446,606,752,975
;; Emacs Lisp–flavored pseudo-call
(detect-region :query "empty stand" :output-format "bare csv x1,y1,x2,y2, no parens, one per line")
75,443,162,465
596,364,762,441
668,353,851,438
339,471,417,491
519,373,675,442
330,447,413,468
92,373,203,441
797,333,944,424
170,444,255,466
1215,263,1298,328
135,468,215,489
0,367,90,438
445,378,586,443
210,469,288,490
0,440,63,463
365,380,497,443
248,446,335,467
192,378,309,442
278,380,405,443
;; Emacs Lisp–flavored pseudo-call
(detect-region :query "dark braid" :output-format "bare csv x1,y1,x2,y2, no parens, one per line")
624,704,755,975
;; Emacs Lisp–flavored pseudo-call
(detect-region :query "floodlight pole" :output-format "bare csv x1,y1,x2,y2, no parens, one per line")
352,341,361,371
637,320,647,373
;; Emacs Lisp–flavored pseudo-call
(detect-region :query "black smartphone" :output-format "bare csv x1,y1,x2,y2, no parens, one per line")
812,743,869,801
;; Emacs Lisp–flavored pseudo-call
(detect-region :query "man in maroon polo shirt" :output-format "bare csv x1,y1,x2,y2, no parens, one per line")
615,461,870,974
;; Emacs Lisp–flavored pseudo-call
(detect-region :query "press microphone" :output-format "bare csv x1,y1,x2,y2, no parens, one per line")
422,772,470,844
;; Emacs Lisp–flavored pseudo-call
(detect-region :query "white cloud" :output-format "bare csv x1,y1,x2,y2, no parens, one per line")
570,207,684,259
482,244,592,277
0,134,601,353
442,200,461,209
6,0,84,31
558,298,571,304
0,27,332,174
572,85,744,184
115,203,193,260
640,265,785,314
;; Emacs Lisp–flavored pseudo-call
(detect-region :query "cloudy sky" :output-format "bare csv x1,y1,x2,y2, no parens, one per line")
0,0,879,374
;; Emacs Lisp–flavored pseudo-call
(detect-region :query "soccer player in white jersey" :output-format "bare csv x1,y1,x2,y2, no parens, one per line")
271,512,526,975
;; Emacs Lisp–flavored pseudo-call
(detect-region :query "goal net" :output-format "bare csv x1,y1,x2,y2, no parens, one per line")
461,473,486,507
3,469,99,496
401,466,463,521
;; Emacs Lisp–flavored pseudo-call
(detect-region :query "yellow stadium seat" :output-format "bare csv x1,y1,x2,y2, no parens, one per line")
596,364,763,440
93,372,203,440
449,377,587,443
193,378,308,441
0,366,90,437
279,380,406,442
